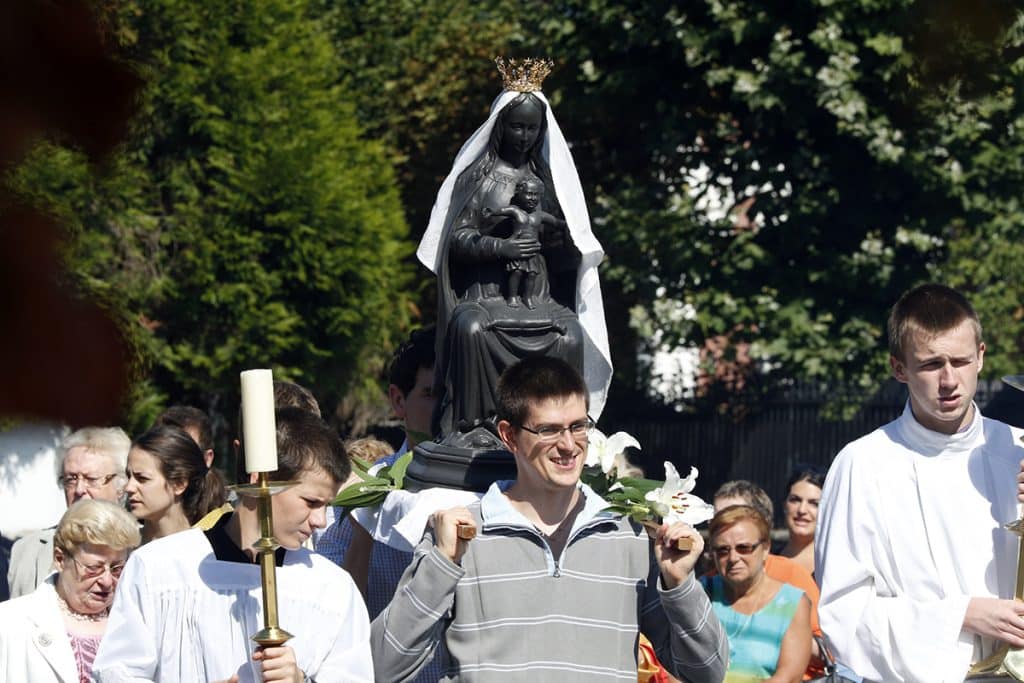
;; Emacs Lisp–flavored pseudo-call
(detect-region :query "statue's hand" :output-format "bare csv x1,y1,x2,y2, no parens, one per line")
498,236,541,260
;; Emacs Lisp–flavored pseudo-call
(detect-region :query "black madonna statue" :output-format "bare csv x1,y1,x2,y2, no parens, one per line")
407,57,612,488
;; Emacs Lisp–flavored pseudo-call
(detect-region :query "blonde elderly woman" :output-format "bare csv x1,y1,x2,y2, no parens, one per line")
0,499,140,682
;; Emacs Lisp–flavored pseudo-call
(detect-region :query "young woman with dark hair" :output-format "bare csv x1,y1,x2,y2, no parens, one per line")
778,466,825,576
124,426,226,543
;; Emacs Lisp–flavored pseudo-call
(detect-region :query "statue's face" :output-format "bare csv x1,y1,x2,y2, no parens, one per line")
500,99,543,159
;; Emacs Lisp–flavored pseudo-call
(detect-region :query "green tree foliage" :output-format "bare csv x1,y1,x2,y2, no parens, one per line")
320,0,519,243
936,15,1024,379
506,0,1024,412
9,0,413,430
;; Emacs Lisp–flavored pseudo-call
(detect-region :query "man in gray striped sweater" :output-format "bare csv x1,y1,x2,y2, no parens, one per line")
371,356,728,682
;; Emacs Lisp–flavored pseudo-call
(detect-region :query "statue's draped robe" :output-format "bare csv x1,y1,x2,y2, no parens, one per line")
418,89,613,442
433,158,583,438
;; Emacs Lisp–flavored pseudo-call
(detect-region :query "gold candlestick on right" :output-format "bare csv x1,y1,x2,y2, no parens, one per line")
966,388,1024,681
965,513,1024,680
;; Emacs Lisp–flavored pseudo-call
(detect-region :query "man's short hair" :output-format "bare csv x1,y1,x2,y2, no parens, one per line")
60,426,131,480
274,381,321,417
713,480,774,525
388,327,436,396
888,283,982,361
274,407,349,486
496,356,589,426
153,406,213,453
235,380,322,484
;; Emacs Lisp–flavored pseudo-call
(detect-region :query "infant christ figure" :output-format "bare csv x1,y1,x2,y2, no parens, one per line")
483,176,567,309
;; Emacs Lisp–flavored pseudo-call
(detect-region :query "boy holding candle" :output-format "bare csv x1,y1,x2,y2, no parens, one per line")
93,406,372,683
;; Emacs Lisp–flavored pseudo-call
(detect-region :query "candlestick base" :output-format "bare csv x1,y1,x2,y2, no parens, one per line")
253,625,295,648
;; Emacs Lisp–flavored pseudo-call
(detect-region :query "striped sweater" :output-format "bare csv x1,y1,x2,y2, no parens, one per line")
370,481,728,682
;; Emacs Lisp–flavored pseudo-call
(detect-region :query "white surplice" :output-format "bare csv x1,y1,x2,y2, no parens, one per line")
816,403,1022,683
92,528,372,682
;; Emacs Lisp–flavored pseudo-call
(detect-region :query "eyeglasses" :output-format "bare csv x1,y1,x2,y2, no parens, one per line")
68,555,126,579
518,417,595,443
711,541,764,558
58,473,118,490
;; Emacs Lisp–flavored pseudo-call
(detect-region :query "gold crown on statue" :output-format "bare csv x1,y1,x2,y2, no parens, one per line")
495,56,554,93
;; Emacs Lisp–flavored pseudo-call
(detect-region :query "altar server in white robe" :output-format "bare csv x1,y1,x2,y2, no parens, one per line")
817,283,1024,683
93,407,373,683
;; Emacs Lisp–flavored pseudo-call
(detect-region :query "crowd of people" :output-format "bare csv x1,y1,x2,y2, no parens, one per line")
0,282,1022,683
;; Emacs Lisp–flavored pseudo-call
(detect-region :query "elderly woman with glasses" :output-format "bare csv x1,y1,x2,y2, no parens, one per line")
8,426,131,599
702,505,811,683
0,499,141,682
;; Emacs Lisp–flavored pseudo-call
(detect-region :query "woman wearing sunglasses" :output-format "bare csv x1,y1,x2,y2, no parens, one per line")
0,498,141,682
702,504,811,683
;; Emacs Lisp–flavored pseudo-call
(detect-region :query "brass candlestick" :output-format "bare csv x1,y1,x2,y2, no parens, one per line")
965,514,1024,680
232,472,300,647
967,379,1024,679
966,379,1024,681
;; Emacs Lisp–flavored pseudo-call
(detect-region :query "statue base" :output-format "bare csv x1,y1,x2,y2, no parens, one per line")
404,431,517,493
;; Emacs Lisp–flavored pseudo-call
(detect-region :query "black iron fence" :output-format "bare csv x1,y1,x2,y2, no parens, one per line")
610,378,1022,526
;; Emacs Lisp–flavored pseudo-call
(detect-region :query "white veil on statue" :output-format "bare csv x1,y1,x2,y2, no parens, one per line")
417,89,613,418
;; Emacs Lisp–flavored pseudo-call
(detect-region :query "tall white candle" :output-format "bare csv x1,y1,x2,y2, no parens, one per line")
240,369,277,473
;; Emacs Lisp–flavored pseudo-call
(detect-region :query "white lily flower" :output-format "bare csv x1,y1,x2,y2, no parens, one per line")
585,428,641,475
644,462,715,526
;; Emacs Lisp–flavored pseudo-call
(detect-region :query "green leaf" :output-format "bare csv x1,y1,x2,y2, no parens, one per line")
389,451,415,489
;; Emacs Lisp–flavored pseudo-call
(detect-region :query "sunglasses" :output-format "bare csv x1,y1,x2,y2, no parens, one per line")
711,541,763,558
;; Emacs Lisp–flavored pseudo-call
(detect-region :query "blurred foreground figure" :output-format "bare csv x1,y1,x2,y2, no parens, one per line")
0,2,140,426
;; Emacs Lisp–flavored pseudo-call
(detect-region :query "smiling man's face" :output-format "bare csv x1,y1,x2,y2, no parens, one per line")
499,393,589,497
